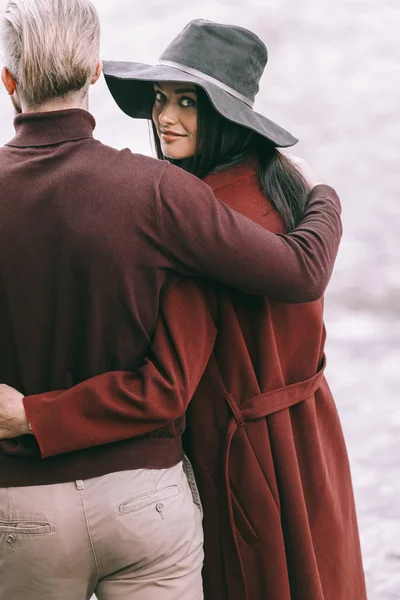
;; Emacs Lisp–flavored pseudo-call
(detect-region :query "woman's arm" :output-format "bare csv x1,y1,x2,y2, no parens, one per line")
21,279,217,457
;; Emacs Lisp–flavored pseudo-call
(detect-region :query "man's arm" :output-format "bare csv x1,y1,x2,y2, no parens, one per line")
6,280,217,457
155,163,342,302
0,166,342,450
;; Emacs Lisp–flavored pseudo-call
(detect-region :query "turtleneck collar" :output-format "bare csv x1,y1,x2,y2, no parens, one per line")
6,108,96,148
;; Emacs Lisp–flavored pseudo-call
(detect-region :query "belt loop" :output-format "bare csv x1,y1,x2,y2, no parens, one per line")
225,393,245,427
75,480,84,491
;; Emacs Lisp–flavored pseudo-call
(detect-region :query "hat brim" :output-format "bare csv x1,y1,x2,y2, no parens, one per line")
102,60,298,148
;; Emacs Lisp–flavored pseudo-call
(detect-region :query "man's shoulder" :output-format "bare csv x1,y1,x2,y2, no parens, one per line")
91,141,169,182
156,160,212,197
0,145,12,159
91,147,211,196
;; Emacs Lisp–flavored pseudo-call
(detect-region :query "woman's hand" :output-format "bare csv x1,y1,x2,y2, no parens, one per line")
0,384,31,439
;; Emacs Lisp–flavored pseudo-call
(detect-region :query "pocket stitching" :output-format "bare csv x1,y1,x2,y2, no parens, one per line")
118,484,180,516
0,520,53,536
230,487,259,543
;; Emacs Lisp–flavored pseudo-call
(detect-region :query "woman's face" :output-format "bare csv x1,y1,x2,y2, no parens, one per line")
152,82,198,160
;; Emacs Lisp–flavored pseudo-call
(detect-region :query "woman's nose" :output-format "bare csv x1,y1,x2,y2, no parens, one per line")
158,104,178,125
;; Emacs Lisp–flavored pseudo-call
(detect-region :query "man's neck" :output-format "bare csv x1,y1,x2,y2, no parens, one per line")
20,93,89,114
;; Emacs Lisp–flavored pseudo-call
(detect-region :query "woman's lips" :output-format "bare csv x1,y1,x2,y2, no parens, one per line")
160,131,186,143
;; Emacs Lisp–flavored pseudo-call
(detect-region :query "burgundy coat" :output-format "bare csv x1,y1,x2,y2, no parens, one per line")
24,159,365,598
182,160,367,599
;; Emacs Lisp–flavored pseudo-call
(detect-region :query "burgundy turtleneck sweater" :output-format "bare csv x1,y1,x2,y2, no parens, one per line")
0,109,341,486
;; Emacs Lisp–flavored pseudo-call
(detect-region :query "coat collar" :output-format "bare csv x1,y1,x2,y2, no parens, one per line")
203,156,259,190
6,109,96,148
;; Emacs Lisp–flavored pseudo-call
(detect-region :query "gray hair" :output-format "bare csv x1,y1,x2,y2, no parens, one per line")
1,0,100,107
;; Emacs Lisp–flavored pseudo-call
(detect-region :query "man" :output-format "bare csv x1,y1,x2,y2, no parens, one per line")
0,1,342,599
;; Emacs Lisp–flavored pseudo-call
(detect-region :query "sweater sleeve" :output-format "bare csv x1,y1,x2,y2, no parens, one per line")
23,279,217,458
157,163,342,303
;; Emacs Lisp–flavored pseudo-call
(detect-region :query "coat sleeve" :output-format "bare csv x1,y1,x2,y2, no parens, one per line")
156,163,342,302
23,280,217,458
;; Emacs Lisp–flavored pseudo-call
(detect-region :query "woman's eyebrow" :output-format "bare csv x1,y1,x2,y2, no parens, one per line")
174,87,196,94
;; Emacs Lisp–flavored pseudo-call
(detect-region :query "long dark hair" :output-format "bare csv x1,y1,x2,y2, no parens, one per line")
152,86,309,230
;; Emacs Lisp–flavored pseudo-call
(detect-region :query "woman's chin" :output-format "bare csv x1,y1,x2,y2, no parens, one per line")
162,151,193,161
160,143,194,161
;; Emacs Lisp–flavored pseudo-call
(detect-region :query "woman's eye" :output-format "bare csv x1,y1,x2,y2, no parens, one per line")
180,97,196,108
154,92,165,103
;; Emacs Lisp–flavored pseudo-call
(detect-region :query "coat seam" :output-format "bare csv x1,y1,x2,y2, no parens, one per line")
209,171,257,192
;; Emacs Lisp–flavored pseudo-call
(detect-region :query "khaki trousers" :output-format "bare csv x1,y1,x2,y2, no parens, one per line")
0,460,203,600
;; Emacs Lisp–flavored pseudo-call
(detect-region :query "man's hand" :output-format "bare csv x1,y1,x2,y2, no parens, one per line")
0,384,31,439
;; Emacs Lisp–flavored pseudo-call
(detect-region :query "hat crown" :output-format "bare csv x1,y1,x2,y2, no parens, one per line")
159,19,268,102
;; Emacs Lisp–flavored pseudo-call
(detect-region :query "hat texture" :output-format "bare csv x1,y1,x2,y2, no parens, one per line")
103,19,297,147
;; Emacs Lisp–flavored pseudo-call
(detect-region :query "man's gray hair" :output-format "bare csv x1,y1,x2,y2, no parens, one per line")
1,0,100,107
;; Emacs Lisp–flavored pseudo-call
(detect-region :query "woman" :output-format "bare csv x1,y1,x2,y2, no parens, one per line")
8,20,365,600
104,20,365,600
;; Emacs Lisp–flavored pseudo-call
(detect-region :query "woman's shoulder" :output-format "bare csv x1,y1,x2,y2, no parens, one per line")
204,158,286,233
203,157,259,191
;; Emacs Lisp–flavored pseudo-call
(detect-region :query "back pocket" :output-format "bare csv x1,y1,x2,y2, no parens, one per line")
118,485,180,516
0,520,52,537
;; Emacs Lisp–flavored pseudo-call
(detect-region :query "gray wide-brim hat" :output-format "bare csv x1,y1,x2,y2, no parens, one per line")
103,19,298,148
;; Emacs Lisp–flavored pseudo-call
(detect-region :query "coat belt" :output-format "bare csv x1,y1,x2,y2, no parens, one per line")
222,355,327,600
224,354,326,426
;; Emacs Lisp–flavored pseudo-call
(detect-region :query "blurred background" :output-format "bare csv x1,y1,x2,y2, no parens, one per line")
0,1,399,597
